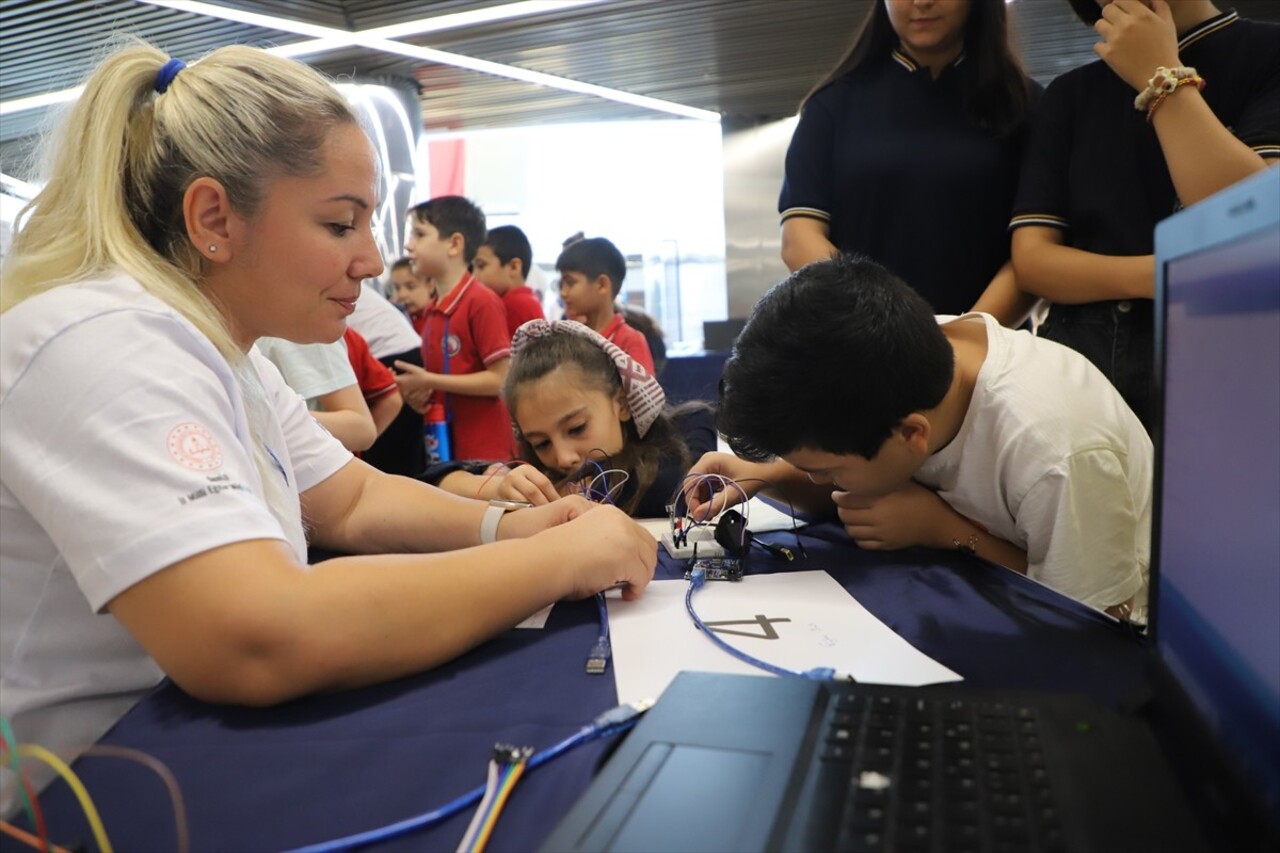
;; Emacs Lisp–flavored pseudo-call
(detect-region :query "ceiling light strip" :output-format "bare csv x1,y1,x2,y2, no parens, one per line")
139,0,719,121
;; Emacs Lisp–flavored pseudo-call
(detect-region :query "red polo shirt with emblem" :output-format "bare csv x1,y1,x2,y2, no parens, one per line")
599,313,655,377
500,285,545,337
422,272,515,460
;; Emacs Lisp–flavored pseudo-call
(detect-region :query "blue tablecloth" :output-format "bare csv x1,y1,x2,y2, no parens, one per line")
20,523,1149,852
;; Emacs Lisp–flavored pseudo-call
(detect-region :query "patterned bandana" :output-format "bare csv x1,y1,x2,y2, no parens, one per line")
511,319,665,437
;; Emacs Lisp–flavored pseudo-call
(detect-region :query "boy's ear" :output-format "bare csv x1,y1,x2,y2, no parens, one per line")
593,274,612,295
506,257,525,278
448,232,467,259
896,414,932,456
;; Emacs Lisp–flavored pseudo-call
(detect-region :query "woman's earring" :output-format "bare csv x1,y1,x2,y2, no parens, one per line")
208,244,218,253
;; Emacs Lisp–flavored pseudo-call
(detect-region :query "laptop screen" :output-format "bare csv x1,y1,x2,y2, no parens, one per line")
1154,176,1280,819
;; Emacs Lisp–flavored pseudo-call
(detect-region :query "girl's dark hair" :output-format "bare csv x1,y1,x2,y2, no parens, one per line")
801,0,1033,136
503,332,690,514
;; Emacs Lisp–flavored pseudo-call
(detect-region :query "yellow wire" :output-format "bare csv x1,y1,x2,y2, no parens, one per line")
470,762,527,853
17,745,112,853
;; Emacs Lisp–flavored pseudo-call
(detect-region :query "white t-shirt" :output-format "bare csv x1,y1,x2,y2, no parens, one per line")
916,313,1152,612
0,273,351,793
349,281,421,359
254,336,356,408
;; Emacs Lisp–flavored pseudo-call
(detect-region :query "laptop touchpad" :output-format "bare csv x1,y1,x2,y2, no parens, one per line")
580,741,773,852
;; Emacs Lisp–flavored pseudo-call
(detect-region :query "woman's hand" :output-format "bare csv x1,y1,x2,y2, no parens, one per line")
550,504,658,601
495,494,594,539
1094,0,1180,92
482,463,561,505
833,481,953,551
493,500,655,600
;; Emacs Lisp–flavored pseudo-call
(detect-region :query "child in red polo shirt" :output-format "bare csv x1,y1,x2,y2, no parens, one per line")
394,196,515,461
342,327,403,442
556,235,655,376
389,257,434,338
473,224,545,338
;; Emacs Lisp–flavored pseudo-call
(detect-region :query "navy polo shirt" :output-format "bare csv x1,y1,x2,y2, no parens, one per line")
780,50,1037,315
1011,11,1280,257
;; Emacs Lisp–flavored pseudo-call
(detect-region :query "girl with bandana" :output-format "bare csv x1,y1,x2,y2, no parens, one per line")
423,320,716,518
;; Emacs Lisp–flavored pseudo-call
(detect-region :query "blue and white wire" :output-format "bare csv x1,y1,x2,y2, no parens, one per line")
685,567,835,681
284,702,653,853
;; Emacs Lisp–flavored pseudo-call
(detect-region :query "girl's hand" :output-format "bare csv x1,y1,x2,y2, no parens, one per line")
1094,0,1180,92
832,481,953,551
487,464,561,506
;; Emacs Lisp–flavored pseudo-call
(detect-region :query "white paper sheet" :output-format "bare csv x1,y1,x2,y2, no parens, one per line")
608,570,962,704
514,603,554,629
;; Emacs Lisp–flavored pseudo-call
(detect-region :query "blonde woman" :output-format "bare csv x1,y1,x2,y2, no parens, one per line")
0,44,655,790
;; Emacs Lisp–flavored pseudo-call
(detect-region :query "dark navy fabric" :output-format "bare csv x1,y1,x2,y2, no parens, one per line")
779,53,1038,315
23,522,1150,852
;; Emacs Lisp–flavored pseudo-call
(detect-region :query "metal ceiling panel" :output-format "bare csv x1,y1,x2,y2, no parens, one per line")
3,0,1279,167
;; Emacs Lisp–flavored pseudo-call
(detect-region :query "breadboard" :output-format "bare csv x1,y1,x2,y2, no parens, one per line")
660,525,725,559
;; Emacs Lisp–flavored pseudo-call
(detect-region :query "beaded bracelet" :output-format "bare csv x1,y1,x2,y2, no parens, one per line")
1146,75,1206,123
1133,65,1200,112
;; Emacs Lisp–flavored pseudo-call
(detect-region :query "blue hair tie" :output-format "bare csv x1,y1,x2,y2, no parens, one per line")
154,57,186,94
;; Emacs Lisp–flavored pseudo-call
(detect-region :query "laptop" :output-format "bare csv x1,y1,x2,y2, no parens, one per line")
540,167,1280,853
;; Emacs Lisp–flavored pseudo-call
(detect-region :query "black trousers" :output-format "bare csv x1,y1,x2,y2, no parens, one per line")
1039,300,1154,434
362,346,427,477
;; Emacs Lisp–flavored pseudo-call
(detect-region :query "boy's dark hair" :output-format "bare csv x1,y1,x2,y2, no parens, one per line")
390,256,414,273
408,195,486,263
719,254,954,461
1064,0,1102,25
484,225,533,279
557,236,626,297
504,331,689,515
802,0,1034,137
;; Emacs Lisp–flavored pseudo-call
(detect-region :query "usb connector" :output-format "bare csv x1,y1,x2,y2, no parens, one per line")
586,638,611,674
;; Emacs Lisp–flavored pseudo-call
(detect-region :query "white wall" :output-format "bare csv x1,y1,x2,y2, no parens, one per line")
424,120,728,347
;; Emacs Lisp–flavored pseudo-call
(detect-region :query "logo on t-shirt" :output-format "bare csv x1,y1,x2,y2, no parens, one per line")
167,422,224,471
444,333,462,358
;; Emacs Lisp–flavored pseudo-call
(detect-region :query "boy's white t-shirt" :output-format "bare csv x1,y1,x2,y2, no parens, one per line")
917,313,1152,612
255,335,357,408
0,273,351,790
349,281,421,358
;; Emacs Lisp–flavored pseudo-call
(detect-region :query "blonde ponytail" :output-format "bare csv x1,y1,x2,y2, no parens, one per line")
1,41,360,541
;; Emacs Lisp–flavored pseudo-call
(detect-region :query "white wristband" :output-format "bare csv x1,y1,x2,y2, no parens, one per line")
479,503,505,544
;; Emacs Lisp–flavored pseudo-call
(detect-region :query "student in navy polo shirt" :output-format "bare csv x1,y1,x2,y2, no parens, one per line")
473,224,545,337
1010,0,1280,431
394,196,516,460
779,0,1040,324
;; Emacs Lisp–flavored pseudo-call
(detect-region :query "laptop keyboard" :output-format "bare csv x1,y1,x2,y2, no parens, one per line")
821,692,1066,853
